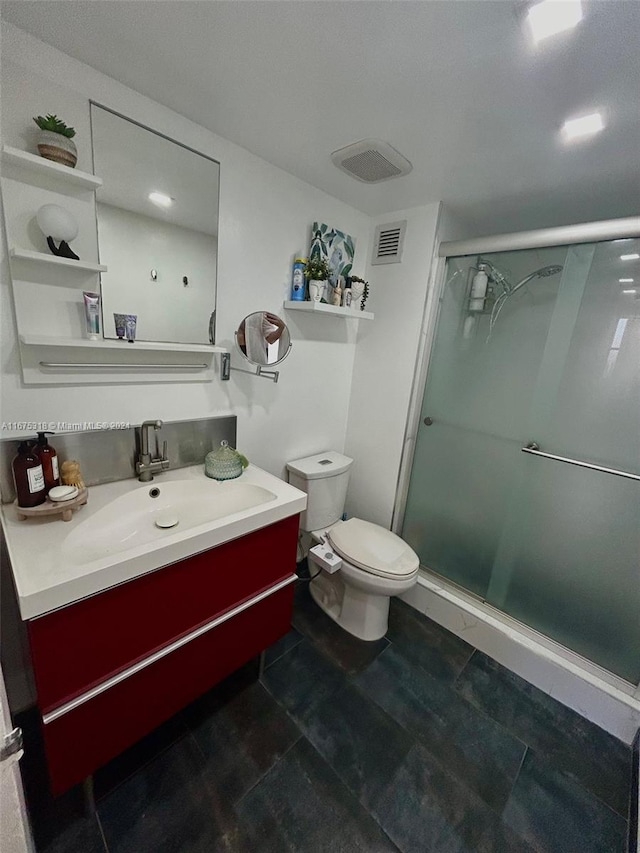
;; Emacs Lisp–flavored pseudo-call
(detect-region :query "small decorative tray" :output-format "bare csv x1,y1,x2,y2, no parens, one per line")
15,488,88,522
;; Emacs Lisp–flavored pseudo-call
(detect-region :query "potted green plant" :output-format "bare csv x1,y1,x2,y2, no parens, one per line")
304,256,331,302
33,114,77,168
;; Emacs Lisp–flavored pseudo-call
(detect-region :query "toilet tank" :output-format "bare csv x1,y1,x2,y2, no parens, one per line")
287,451,353,532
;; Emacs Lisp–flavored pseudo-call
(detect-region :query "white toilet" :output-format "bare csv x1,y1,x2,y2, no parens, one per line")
287,451,419,642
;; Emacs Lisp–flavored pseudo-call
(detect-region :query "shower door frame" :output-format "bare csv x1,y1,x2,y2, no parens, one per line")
392,214,640,697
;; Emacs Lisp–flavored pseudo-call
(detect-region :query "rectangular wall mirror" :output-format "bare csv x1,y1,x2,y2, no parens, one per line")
90,103,219,345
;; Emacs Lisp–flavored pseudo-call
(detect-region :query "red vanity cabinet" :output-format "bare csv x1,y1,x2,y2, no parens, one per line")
26,513,299,795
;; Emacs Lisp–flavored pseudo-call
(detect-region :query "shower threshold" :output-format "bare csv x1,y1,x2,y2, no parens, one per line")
401,566,640,745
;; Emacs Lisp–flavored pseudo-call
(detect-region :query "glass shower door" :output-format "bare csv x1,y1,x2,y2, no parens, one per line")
402,237,640,681
402,242,570,598
485,238,640,682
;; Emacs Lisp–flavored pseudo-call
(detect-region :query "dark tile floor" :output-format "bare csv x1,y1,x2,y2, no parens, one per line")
16,574,634,853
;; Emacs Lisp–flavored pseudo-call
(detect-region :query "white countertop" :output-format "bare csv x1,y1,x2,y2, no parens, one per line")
1,465,306,620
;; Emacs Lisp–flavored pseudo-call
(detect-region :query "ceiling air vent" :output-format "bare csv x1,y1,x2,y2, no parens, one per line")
371,220,407,265
331,139,412,184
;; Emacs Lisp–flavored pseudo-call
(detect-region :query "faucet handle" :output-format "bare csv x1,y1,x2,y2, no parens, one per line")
162,440,168,461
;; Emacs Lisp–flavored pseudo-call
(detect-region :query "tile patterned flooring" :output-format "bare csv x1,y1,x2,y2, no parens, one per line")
18,574,634,852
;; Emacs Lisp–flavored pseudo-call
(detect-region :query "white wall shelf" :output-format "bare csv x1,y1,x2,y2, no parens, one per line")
9,248,107,273
283,300,374,320
19,334,226,354
1,145,103,190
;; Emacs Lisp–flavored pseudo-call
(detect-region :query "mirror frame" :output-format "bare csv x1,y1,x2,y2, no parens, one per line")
234,311,292,368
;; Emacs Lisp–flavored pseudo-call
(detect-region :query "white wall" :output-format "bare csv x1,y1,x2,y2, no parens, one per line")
344,204,440,527
0,23,372,480
97,203,217,344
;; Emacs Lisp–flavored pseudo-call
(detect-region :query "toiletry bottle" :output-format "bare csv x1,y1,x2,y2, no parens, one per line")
469,268,489,312
12,441,46,508
344,278,352,308
83,291,101,340
35,431,60,492
291,257,307,301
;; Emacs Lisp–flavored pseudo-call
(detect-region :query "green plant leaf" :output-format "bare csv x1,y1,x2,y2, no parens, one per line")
33,113,76,137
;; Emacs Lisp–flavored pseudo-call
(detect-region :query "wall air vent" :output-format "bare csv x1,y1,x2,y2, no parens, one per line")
371,220,407,265
331,139,412,184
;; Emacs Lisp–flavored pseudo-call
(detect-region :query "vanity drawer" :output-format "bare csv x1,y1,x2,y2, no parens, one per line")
29,513,299,712
42,578,295,795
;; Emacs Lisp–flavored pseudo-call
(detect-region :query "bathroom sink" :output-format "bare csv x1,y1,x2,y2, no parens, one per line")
62,478,276,566
2,463,307,619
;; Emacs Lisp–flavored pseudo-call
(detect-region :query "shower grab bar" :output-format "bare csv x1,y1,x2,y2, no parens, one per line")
521,443,640,481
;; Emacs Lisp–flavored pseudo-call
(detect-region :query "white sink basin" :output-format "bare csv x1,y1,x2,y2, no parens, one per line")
63,479,276,566
2,464,307,619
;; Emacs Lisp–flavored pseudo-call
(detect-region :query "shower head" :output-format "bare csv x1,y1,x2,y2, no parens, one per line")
537,265,563,277
512,264,563,294
487,263,564,339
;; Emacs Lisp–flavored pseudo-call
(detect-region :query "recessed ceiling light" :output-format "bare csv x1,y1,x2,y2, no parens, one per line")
620,253,639,261
527,0,582,43
622,289,637,295
148,192,173,207
619,278,634,283
562,112,604,142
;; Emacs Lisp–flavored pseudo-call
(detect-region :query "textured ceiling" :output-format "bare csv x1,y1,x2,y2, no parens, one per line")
2,0,639,235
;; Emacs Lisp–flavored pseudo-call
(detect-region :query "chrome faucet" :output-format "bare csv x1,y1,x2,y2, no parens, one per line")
136,420,170,482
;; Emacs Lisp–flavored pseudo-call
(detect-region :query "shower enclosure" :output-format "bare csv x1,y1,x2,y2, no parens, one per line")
401,221,640,684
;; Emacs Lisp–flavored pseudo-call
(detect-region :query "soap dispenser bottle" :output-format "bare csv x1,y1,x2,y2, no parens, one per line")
12,441,46,507
35,431,60,492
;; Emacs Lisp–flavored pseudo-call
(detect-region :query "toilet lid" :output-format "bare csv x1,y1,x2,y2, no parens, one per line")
328,518,419,579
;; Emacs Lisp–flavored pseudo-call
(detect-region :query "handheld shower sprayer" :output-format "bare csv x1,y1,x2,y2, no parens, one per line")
510,264,563,295
488,263,563,337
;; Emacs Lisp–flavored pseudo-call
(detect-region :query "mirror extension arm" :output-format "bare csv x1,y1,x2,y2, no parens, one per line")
220,352,281,383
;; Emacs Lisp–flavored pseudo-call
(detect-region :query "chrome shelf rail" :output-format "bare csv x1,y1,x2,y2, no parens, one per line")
39,361,208,370
522,443,640,481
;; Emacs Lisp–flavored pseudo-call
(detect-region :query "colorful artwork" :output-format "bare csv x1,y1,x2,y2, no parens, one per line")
309,222,356,289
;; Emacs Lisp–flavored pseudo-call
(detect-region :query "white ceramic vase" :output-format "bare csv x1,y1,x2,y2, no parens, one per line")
308,279,326,302
37,130,77,168
350,280,366,310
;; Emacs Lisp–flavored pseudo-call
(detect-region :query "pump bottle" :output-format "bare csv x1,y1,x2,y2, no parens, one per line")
12,442,46,508
469,267,489,312
35,431,60,492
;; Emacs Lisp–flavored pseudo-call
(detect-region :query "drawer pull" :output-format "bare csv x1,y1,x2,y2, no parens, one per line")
43,574,297,724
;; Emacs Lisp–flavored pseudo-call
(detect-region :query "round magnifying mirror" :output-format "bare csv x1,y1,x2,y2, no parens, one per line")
235,312,292,367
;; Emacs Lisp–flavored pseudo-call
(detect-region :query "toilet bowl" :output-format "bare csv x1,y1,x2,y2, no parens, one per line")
309,518,419,640
287,452,419,642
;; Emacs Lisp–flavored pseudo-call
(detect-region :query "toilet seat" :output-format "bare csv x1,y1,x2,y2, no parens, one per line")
327,517,419,580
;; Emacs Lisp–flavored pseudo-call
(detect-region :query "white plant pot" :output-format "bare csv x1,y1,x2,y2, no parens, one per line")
308,280,326,302
37,130,77,168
